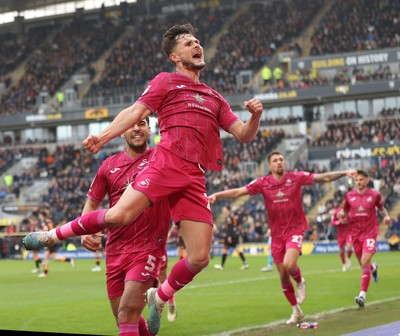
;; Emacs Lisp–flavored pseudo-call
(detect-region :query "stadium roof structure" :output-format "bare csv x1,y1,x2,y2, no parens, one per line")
0,0,69,14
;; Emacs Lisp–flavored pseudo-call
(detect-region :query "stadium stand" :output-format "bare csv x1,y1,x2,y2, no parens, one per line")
0,0,399,258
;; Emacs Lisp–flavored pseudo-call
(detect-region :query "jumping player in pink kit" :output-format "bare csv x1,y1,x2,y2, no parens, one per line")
80,117,171,336
330,200,353,272
208,151,357,325
23,23,263,335
338,169,391,308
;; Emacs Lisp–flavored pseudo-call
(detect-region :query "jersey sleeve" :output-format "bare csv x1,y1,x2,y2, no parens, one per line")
136,72,169,114
295,171,315,186
375,191,384,210
245,177,264,195
343,194,351,212
216,92,240,133
87,162,108,203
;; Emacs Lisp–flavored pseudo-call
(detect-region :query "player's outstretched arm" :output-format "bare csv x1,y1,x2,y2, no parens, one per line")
208,186,249,205
83,103,151,153
314,169,357,183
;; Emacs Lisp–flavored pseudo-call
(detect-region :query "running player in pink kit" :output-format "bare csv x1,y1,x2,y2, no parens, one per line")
80,117,170,336
330,200,353,272
338,170,391,308
22,24,263,335
209,151,357,325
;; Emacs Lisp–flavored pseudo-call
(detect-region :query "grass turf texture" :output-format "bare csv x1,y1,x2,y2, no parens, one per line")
1,252,399,335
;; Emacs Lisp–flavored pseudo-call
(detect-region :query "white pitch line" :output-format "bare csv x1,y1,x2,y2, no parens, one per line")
206,296,400,336
186,261,400,290
186,267,347,289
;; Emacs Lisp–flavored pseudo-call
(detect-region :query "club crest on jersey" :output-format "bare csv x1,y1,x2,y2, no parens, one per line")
137,179,150,188
138,159,148,169
285,179,292,186
367,196,372,202
193,93,205,104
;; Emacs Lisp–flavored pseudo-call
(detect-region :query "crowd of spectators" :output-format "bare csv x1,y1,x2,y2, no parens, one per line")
84,5,234,104
312,110,400,147
201,0,326,95
0,16,125,116
309,0,400,56
0,0,398,116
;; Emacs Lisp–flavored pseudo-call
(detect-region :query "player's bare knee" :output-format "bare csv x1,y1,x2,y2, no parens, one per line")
189,253,209,271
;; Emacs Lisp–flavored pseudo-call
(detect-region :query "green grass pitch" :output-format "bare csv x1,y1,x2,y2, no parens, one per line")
1,252,399,335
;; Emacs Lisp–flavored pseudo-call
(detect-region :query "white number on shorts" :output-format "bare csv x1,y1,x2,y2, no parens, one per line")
366,238,376,249
292,235,303,246
145,255,156,272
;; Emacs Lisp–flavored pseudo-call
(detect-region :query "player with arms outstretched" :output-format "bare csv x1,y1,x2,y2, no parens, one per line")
209,151,357,324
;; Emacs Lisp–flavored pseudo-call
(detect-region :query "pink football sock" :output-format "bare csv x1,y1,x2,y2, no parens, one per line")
281,280,297,306
290,266,302,284
56,209,108,240
157,257,199,302
340,251,346,264
119,322,138,336
361,267,371,292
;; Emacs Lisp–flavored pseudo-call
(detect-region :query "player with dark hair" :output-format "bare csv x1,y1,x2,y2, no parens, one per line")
209,151,357,324
80,117,171,336
23,23,263,335
330,200,353,272
214,205,249,271
338,169,391,307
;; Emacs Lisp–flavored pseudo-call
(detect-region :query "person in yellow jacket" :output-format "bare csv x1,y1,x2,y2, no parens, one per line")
261,65,272,85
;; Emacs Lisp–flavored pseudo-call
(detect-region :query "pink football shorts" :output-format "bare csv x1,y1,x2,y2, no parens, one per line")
271,233,304,264
352,235,377,260
106,250,164,299
133,145,213,225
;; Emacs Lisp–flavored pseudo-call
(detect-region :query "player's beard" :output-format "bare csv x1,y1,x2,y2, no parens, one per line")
127,141,146,152
182,59,205,70
125,135,147,152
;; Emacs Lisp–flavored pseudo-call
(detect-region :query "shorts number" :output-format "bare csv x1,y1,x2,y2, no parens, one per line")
366,238,375,249
292,235,303,245
145,255,156,272
141,255,157,277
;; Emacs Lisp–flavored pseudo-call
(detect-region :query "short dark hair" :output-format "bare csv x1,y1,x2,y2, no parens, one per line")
162,23,197,59
356,169,369,177
267,151,283,163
